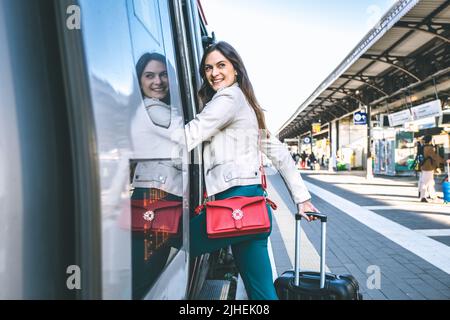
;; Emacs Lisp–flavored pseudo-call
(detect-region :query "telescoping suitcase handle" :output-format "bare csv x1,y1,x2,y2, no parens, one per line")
294,212,328,289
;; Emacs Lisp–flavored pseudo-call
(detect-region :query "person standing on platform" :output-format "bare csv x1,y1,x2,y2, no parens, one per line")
419,135,445,202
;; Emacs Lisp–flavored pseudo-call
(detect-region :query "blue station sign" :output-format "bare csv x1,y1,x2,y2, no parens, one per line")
353,111,367,125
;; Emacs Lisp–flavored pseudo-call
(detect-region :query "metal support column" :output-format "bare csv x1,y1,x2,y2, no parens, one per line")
366,104,373,179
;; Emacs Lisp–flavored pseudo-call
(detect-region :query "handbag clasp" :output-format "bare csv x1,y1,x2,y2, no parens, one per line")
143,210,155,221
232,209,244,220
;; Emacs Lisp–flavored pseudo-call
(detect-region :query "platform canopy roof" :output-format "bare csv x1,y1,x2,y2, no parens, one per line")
277,0,450,140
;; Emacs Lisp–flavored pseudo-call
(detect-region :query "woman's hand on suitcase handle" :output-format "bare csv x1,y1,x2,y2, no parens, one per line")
297,200,320,222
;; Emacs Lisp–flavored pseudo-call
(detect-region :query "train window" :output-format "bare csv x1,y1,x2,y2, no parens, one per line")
127,0,188,299
132,0,162,46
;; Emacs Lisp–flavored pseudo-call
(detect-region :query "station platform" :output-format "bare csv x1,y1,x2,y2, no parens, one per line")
237,167,450,300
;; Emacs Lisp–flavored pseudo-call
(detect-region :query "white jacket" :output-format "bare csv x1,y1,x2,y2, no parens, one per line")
185,83,311,204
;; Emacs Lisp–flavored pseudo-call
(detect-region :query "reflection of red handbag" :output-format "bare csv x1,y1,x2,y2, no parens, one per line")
120,200,182,234
195,134,277,239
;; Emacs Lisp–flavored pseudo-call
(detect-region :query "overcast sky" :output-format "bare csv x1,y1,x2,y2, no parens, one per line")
201,0,398,133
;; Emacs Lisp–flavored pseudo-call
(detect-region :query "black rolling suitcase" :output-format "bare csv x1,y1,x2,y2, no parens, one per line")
274,213,363,300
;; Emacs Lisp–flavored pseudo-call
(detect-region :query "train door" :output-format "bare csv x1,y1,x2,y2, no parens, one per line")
126,0,190,300
77,0,190,299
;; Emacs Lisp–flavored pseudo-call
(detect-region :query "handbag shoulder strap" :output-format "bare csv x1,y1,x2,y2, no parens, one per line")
259,132,267,191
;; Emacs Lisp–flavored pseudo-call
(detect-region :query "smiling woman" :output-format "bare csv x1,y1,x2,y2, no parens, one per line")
204,50,237,91
184,41,318,300
197,41,266,131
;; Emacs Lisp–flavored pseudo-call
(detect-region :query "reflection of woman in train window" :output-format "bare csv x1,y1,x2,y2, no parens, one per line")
132,52,182,195
138,52,170,105
130,52,182,300
185,42,318,300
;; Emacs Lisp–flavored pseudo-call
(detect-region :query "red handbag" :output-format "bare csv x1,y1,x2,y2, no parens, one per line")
120,199,182,234
195,135,277,239
205,196,273,238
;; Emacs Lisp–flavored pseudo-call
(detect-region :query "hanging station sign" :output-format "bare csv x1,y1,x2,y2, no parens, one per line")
312,123,321,134
411,99,442,121
388,109,412,127
353,111,367,125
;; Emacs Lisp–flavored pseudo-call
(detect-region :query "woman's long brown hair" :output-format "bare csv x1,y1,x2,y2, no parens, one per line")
198,41,267,130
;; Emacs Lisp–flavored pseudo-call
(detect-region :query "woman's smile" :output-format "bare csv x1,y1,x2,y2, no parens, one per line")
204,50,237,91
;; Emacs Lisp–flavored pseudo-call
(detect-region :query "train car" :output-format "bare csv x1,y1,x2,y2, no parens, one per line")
0,0,217,299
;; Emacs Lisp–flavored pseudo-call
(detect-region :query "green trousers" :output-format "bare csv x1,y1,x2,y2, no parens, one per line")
190,184,279,300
